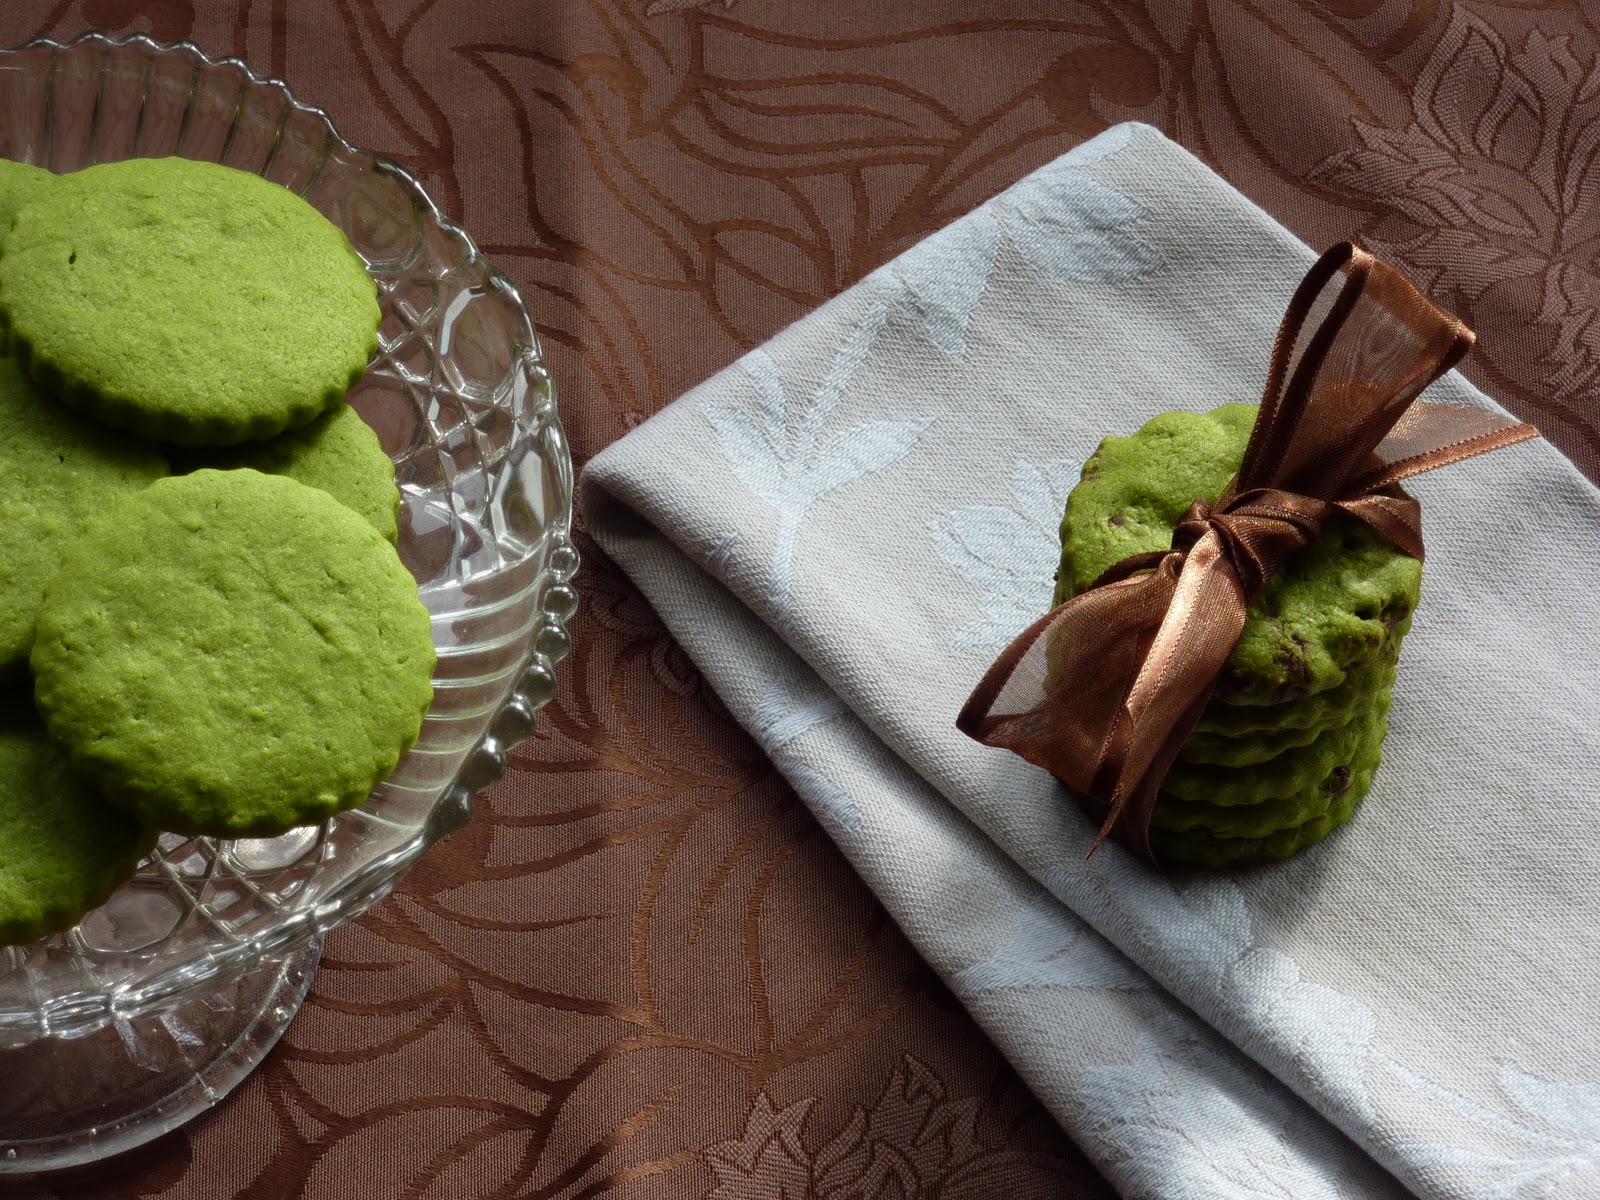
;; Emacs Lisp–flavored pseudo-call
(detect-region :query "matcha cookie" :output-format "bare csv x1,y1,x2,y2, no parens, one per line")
1180,662,1396,767
1055,404,1421,705
0,713,154,946
0,356,168,675
0,157,380,446
175,403,399,541
1157,721,1385,838
1151,769,1372,868
32,469,434,838
1193,625,1405,737
1163,694,1391,806
0,159,50,236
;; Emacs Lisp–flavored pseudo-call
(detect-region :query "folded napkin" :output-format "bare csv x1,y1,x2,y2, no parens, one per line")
582,123,1600,1200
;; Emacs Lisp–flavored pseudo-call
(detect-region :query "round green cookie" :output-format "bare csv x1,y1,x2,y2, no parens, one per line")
1180,662,1397,767
1151,768,1372,868
0,157,380,446
1055,404,1422,705
0,713,155,946
0,161,53,353
0,159,51,236
175,403,399,542
32,469,434,838
0,356,168,675
1157,714,1385,838
1162,692,1391,806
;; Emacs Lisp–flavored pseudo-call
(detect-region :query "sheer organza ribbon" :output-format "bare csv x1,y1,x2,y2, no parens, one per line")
956,244,1539,864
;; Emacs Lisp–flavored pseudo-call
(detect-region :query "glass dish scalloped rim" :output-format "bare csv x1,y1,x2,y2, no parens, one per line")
0,33,576,1040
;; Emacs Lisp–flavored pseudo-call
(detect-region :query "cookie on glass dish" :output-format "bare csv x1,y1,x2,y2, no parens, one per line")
170,402,400,542
31,469,434,839
0,355,167,679
0,708,155,947
0,159,50,235
0,156,380,446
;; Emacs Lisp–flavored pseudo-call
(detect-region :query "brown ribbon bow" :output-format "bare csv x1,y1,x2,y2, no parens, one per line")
956,243,1539,863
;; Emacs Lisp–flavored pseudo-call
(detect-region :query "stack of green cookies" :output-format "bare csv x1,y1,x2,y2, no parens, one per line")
0,156,436,946
1055,404,1419,867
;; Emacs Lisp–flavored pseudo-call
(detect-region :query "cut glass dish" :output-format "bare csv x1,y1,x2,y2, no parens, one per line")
0,34,576,1174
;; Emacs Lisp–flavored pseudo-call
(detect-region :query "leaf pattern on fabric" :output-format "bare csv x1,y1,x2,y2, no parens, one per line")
1000,169,1165,285
1056,866,1381,1125
866,211,1003,360
1076,1029,1352,1200
1381,1058,1600,1200
1313,10,1600,401
705,1057,1071,1198
954,887,1408,1200
1054,859,1600,1199
952,891,1148,995
750,679,857,831
868,125,1158,361
705,301,932,624
931,459,1079,656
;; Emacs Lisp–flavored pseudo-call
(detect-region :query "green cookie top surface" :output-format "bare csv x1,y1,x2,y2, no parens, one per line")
1056,404,1422,703
32,469,435,838
178,403,399,541
0,356,168,673
0,160,51,236
0,713,154,946
0,157,380,446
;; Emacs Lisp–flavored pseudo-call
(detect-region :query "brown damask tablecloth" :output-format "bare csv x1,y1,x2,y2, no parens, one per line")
8,2,1596,1198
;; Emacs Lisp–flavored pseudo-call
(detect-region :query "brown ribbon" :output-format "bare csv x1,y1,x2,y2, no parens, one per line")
956,243,1539,864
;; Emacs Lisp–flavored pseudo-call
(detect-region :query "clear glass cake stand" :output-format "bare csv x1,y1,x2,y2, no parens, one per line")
0,35,576,1175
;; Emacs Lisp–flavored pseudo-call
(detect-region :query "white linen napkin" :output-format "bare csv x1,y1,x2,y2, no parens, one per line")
581,122,1600,1200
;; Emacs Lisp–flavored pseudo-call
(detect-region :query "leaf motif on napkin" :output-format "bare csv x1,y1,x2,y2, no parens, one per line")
931,458,1078,657
952,890,1147,995
867,211,1003,360
748,679,858,830
866,124,1158,362
1076,1030,1350,1200
1382,1058,1600,1198
704,300,932,624
1000,169,1164,285
1061,866,1379,1124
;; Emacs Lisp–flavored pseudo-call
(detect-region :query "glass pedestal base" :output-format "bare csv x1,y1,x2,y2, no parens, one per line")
0,937,320,1177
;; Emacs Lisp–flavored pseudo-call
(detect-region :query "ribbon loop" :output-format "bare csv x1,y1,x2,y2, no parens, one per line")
957,243,1540,864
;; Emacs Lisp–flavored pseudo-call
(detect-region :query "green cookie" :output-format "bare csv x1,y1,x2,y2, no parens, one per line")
1056,404,1421,705
1151,768,1372,868
1193,622,1406,736
1156,712,1385,838
0,356,168,675
1180,662,1397,767
1163,692,1391,806
174,403,399,541
0,159,51,236
0,157,380,446
0,161,52,352
32,469,435,838
0,712,155,946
